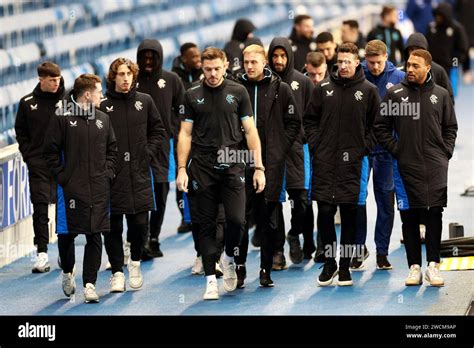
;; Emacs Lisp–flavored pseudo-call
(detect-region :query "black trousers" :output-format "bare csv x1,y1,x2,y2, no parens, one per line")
149,182,170,241
188,194,225,259
58,233,102,287
317,202,358,270
275,189,315,253
32,203,50,253
105,212,148,274
235,168,279,272
400,207,443,268
191,162,245,276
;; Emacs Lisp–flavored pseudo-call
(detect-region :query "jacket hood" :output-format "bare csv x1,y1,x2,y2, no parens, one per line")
433,3,454,26
231,19,256,42
33,76,65,99
137,39,163,75
268,37,295,79
330,63,366,86
404,33,429,61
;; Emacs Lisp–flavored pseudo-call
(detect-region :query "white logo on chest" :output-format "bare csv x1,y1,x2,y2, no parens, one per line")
135,101,143,111
157,79,166,88
290,81,299,91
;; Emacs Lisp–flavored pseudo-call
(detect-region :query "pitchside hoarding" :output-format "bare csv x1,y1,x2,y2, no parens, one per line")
0,153,32,230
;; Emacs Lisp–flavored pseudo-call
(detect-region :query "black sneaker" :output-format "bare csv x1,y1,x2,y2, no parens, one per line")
337,268,353,286
376,254,393,270
142,239,163,260
350,245,369,270
236,264,246,289
177,220,192,234
287,234,304,264
259,269,274,287
272,251,288,271
317,261,338,286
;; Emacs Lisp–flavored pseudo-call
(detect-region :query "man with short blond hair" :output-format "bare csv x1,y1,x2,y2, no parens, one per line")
234,44,300,288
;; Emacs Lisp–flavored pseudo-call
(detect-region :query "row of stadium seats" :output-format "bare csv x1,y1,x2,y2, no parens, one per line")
0,0,258,85
0,2,295,145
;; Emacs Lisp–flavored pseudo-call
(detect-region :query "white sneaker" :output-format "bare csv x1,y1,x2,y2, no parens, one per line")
110,272,126,292
124,242,131,266
220,254,237,292
84,283,99,303
128,260,143,289
425,262,444,287
62,266,76,297
405,264,423,286
191,256,204,275
32,252,50,273
203,280,219,300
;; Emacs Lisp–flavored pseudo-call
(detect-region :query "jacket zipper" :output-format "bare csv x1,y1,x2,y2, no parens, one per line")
86,116,94,233
333,85,344,203
419,89,430,209
124,99,136,213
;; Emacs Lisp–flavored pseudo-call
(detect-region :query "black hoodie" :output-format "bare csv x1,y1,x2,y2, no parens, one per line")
238,69,301,201
171,55,203,90
374,74,457,209
304,65,380,204
399,32,454,104
136,39,185,183
15,78,65,203
224,19,257,72
269,37,314,191
99,84,165,214
426,2,469,74
288,27,317,72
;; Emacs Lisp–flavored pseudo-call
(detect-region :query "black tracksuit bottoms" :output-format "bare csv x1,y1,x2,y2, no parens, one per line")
149,182,170,241
275,189,316,254
190,161,245,276
317,202,358,270
235,168,279,272
58,232,102,287
400,207,443,268
32,203,50,253
105,212,149,274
